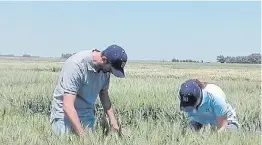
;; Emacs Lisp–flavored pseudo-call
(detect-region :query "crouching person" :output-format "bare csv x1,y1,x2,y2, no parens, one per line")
177,79,240,133
50,44,127,137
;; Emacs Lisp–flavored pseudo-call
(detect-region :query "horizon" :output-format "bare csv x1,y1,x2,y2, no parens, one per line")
0,52,260,63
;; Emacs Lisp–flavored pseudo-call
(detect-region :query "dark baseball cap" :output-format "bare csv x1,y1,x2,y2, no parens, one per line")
179,79,202,108
102,44,127,78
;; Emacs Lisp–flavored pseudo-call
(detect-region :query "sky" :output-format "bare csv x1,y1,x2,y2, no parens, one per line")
0,1,261,61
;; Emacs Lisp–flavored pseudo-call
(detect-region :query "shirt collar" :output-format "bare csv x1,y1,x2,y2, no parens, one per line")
86,50,98,72
199,90,208,106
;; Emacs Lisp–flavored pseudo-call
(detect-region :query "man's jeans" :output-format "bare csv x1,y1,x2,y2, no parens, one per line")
51,115,95,136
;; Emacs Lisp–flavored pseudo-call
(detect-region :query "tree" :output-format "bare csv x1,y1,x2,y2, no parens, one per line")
23,54,31,57
217,55,226,63
61,53,73,59
171,58,179,62
248,53,261,64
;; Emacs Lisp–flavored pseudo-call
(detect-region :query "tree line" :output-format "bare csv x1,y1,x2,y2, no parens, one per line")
171,58,204,63
1,52,261,64
0,54,39,58
216,53,261,64
171,53,261,64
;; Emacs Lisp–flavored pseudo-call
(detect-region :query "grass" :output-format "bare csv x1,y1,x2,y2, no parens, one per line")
0,59,261,145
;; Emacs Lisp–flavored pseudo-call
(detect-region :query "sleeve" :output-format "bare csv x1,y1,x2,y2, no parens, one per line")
99,73,111,111
99,89,111,111
60,62,83,95
212,95,228,117
185,112,194,120
102,73,110,90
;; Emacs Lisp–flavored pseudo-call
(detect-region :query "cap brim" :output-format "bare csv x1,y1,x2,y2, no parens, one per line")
180,101,192,108
111,67,125,78
180,101,195,112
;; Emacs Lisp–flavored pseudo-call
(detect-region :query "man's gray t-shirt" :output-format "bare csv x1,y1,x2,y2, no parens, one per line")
50,50,110,123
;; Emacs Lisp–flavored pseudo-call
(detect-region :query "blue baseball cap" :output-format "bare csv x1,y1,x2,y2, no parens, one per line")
102,44,127,78
179,79,202,108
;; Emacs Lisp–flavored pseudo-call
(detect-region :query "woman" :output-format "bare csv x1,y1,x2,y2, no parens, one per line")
177,79,240,133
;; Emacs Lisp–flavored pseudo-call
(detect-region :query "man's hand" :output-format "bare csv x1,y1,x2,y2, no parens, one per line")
99,89,125,137
100,111,124,138
100,114,132,138
102,108,123,137
106,107,121,130
110,125,124,137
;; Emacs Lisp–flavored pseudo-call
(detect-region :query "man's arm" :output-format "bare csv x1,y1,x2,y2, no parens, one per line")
99,89,120,130
63,94,85,136
60,62,85,136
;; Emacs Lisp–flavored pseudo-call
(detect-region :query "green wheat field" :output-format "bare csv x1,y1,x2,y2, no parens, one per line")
0,58,261,145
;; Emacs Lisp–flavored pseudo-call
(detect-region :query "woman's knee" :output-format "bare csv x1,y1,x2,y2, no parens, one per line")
227,122,239,131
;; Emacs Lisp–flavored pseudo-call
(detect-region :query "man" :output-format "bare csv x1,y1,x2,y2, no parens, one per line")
177,79,240,133
50,44,127,137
